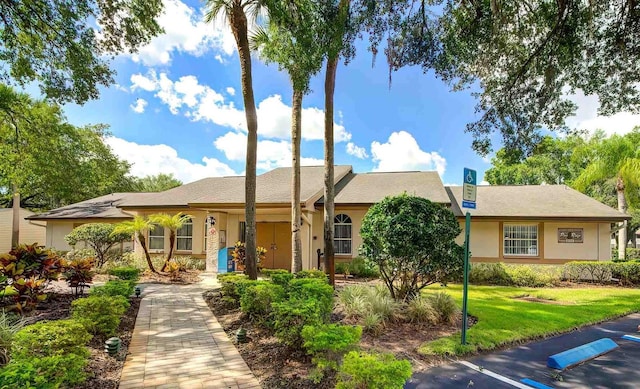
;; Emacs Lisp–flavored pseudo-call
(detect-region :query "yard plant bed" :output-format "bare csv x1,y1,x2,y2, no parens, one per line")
204,287,464,388
420,284,640,357
1,290,140,389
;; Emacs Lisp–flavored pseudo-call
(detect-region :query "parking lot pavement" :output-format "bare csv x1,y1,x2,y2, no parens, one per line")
407,313,640,389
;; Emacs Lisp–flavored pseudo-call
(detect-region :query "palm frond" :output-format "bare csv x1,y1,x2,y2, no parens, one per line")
249,26,270,51
620,158,640,187
204,0,233,24
571,160,610,192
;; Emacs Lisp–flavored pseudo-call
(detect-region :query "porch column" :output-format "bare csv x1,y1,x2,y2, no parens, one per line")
206,214,219,272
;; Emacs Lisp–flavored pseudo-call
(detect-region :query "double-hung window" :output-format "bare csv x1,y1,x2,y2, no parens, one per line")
334,214,352,255
503,224,538,256
148,224,164,251
176,218,193,251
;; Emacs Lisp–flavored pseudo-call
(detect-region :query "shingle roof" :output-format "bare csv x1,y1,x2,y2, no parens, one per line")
119,176,244,208
189,165,353,205
26,193,156,220
319,171,451,205
446,185,629,220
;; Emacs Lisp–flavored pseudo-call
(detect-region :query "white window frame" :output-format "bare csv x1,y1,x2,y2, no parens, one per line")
176,218,193,251
503,224,539,257
334,214,352,255
148,224,164,251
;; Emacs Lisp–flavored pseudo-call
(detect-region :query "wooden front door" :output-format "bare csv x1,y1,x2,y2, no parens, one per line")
256,222,291,270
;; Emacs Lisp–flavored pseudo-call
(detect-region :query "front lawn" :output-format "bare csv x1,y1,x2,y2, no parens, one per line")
419,284,640,356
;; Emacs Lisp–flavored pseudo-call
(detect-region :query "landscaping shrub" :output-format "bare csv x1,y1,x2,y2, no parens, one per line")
64,223,132,267
406,296,438,324
270,272,294,287
336,351,412,389
428,292,460,325
0,244,64,313
562,261,614,283
335,262,349,275
338,285,399,327
0,353,88,388
62,256,95,296
295,269,328,280
348,257,379,278
71,295,129,337
173,256,205,271
262,269,290,277
240,282,285,322
612,261,640,285
301,324,362,382
468,263,562,287
91,280,136,298
272,279,335,347
0,312,24,366
12,319,90,359
108,266,141,281
361,194,464,300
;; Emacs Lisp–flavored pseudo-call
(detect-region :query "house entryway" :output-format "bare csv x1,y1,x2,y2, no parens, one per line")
256,222,291,270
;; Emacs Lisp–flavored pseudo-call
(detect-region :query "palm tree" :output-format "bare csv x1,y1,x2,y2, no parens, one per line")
251,3,324,273
113,216,158,273
321,0,350,286
205,0,262,280
573,129,640,260
149,212,192,271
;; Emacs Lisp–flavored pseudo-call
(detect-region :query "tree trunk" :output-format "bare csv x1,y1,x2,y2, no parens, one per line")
617,176,628,260
137,233,157,273
323,57,338,286
231,4,258,280
11,183,19,248
162,230,176,272
291,88,303,273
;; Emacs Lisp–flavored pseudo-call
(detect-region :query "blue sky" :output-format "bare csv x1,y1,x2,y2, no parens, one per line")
62,0,640,185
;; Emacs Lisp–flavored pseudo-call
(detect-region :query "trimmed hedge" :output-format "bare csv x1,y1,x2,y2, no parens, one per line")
108,267,141,281
91,280,136,298
12,319,91,359
72,295,129,337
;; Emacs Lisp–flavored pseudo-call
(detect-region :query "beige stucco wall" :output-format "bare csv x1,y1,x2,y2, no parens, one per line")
0,209,46,252
457,221,500,259
544,222,612,261
45,221,75,251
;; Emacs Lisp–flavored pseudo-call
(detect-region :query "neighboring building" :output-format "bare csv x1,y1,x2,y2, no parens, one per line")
29,166,629,270
0,208,47,252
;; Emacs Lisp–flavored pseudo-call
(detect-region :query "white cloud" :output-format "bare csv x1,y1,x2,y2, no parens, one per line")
105,136,237,183
130,99,148,113
567,91,640,136
346,142,368,159
226,87,236,96
214,132,323,171
371,131,447,176
129,73,351,142
128,0,235,66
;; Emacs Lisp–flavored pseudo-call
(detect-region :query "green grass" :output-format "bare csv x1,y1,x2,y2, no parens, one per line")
419,284,640,356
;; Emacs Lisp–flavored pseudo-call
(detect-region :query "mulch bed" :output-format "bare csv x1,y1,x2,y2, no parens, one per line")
140,269,202,284
204,286,466,388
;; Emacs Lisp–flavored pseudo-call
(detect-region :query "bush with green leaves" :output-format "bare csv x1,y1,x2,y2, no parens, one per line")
240,282,285,322
348,257,380,278
336,351,412,389
261,269,290,277
406,296,438,324
0,312,24,366
218,273,249,305
272,279,335,347
360,194,464,300
270,272,294,287
64,223,132,267
0,353,88,388
0,243,64,313
338,285,399,333
91,280,136,298
428,292,460,324
62,256,95,296
302,324,362,382
294,269,328,280
108,266,140,281
12,319,90,359
562,261,614,283
467,263,562,287
71,295,129,337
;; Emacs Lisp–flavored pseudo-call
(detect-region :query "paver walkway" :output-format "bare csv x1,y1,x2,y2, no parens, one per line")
119,274,260,389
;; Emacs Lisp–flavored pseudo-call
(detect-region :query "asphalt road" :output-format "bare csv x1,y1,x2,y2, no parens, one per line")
407,313,640,389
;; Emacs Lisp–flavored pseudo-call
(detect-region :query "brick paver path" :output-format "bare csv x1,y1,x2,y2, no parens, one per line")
119,275,260,389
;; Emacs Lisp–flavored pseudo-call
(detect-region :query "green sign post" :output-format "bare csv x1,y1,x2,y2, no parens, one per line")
461,168,476,345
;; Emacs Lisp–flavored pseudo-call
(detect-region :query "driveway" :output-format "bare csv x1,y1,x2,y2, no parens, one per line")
407,313,640,389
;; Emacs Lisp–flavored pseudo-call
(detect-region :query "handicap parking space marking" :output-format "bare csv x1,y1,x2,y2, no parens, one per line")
458,360,538,389
520,378,554,389
621,334,640,343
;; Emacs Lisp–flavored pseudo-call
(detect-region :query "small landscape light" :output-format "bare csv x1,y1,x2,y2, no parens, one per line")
105,337,121,356
135,286,141,298
236,327,247,343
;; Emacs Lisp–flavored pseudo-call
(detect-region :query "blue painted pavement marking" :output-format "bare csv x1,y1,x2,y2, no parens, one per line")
621,334,640,343
521,378,554,389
